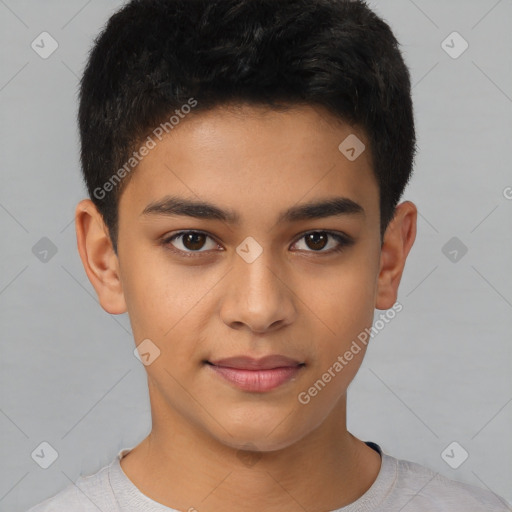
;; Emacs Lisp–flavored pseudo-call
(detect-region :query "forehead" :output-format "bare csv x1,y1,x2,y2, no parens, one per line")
118,104,379,226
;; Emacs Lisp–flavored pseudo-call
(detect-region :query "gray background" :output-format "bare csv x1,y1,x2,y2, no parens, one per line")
1,0,511,510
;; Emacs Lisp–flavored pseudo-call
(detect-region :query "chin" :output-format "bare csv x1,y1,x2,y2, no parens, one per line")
207,411,313,454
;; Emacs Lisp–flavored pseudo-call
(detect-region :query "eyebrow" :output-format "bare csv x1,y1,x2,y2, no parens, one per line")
141,195,365,223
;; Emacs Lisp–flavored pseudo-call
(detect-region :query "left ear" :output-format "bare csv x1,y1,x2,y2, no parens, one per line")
375,201,417,310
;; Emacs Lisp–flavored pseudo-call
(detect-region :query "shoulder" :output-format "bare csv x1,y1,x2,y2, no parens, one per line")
26,482,85,512
26,461,118,512
387,454,512,511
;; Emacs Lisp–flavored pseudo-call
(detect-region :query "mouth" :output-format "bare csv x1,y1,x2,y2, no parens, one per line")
205,355,305,392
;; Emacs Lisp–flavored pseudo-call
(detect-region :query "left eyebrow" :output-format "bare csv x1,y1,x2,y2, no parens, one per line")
279,197,365,223
140,195,365,223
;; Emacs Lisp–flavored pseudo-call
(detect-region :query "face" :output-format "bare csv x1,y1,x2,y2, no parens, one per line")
78,104,415,452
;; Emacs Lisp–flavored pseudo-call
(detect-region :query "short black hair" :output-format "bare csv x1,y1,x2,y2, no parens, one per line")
79,0,416,254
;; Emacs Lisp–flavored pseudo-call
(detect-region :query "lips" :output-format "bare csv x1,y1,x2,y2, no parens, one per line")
209,355,303,370
206,355,305,392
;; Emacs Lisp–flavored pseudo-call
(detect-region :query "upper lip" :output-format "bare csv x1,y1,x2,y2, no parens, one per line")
208,355,303,370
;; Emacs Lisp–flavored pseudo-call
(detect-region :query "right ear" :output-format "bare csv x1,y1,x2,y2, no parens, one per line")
75,199,127,315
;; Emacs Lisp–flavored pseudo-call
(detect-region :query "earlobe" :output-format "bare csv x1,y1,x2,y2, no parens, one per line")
75,199,127,315
375,201,417,310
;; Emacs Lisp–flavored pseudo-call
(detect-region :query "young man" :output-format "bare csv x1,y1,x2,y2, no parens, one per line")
28,0,510,510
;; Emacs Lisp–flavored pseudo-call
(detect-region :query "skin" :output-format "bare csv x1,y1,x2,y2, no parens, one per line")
76,104,417,512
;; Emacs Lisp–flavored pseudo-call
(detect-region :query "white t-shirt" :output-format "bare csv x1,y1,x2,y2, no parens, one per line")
26,443,511,511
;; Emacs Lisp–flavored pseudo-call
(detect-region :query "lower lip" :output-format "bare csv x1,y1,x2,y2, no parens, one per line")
208,364,303,392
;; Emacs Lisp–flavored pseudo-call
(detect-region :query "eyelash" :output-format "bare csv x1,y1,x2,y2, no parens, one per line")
160,230,354,258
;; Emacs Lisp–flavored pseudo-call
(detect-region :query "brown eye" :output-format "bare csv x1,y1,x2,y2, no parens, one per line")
163,231,219,254
304,232,329,251
292,231,353,254
182,232,207,251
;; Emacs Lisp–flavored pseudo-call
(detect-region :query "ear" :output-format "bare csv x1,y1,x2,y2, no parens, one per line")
75,199,127,314
375,201,417,310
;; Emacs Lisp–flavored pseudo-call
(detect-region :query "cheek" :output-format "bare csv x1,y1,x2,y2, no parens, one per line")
120,249,216,361
304,259,377,338
118,247,173,342
297,252,377,390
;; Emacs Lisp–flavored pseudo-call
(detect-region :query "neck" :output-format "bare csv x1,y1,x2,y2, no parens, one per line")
120,385,381,512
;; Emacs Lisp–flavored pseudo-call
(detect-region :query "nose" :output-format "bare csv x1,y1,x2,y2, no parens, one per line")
219,248,297,334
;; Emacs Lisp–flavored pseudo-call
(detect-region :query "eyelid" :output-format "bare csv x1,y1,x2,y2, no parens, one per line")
161,230,222,257
161,229,354,257
290,230,354,254
291,229,353,244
